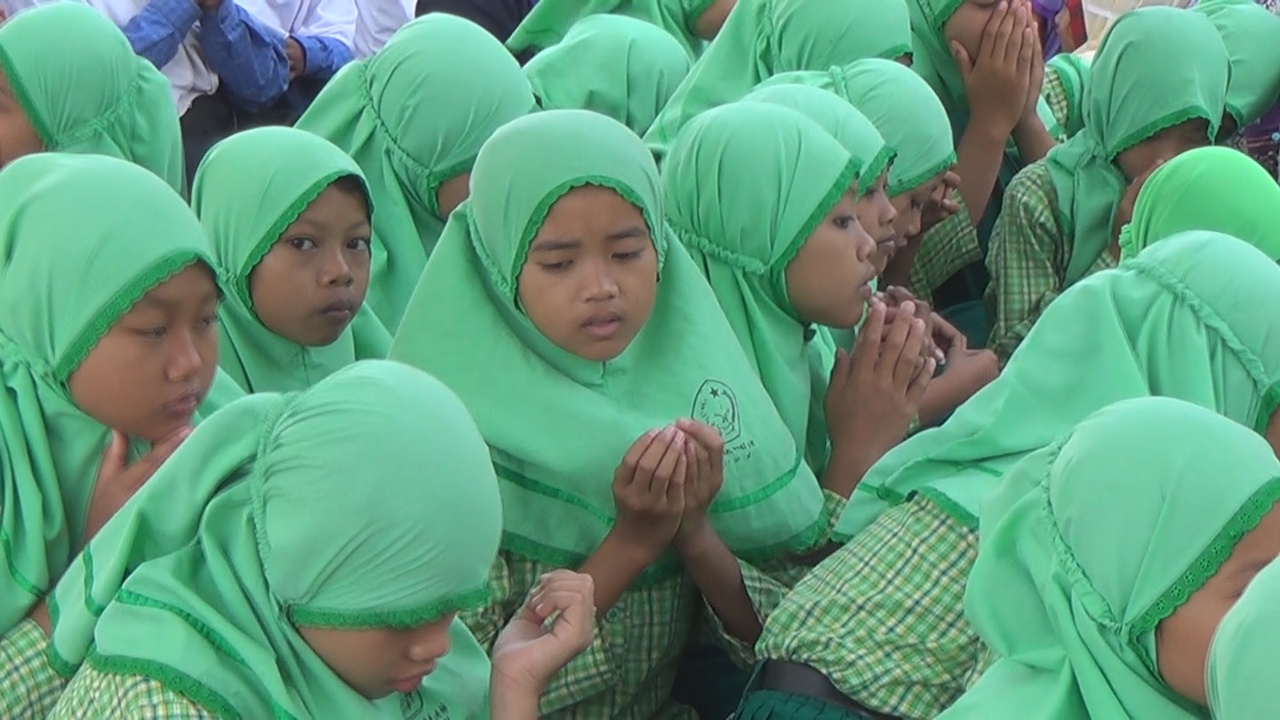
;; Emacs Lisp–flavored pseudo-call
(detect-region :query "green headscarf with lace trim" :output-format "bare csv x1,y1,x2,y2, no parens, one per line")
0,3,183,193
1119,146,1280,262
642,0,912,161
1048,7,1229,287
526,14,693,136
192,127,391,394
295,14,534,330
390,109,827,570
0,153,234,634
1207,556,1280,719
1194,0,1280,130
835,231,1280,542
1045,53,1092,140
47,361,500,718
938,396,1280,719
508,0,717,59
663,102,871,475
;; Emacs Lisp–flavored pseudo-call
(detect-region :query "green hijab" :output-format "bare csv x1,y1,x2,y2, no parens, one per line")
1206,556,1280,719
1047,7,1229,287
295,14,535,330
508,0,715,59
192,127,391,394
1045,52,1091,140
758,58,956,196
0,154,234,633
390,109,827,571
642,0,912,161
1194,0,1280,129
0,3,183,193
835,230,1280,542
663,102,873,472
939,396,1280,719
1119,146,1280,262
46,361,499,718
525,14,693,137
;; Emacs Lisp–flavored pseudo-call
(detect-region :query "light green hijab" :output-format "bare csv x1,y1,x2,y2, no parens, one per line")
1044,52,1091,141
295,14,535,330
192,127,391,394
1119,146,1280,262
939,396,1280,719
526,14,693,137
1194,0,1280,130
0,154,237,634
761,58,956,196
1047,7,1229,287
47,361,500,718
1206,556,1280,719
0,3,183,193
642,0,912,161
667,101,878,472
390,109,827,571
508,0,716,59
835,230,1280,542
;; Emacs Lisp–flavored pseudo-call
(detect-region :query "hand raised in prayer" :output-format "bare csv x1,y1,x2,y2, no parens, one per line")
84,426,191,543
951,0,1035,135
920,170,962,235
878,286,942,363
492,570,596,697
611,426,687,561
823,300,934,495
931,313,968,360
672,418,725,550
285,38,305,81
1112,158,1166,248
1021,0,1046,121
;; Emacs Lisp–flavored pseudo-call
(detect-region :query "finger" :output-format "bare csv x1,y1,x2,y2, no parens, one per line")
1000,3,1026,67
874,300,915,375
944,171,961,190
138,426,192,474
828,347,852,392
636,427,679,494
950,41,973,78
1016,23,1035,74
982,2,1012,63
851,300,887,369
675,418,725,456
615,428,659,488
894,316,929,387
694,440,714,496
100,429,130,475
909,358,938,403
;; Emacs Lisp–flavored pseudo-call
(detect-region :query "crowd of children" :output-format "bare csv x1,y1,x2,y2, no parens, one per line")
1,0,1280,717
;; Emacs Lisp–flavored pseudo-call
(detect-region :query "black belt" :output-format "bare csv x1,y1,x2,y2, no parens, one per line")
753,660,903,720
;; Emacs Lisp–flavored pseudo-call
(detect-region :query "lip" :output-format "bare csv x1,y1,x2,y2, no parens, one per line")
581,311,623,340
319,298,355,322
164,390,202,417
390,663,437,693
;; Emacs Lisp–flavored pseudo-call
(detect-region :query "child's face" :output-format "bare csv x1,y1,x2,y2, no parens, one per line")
693,0,736,39
435,172,471,221
944,0,1002,61
298,613,455,700
1114,118,1211,181
249,182,372,347
1155,505,1280,706
855,170,899,274
887,171,949,264
67,263,220,442
517,185,658,362
0,71,41,169
786,188,877,329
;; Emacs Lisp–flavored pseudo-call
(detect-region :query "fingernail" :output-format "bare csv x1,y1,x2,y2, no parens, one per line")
914,319,925,331
902,301,915,314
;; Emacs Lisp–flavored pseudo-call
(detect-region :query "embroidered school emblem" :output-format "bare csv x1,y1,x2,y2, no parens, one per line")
691,379,741,444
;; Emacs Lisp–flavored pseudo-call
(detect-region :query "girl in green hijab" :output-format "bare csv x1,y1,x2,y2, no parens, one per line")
0,153,243,714
1042,52,1091,141
985,7,1229,361
744,231,1280,720
939,396,1280,719
642,0,913,162
508,0,737,59
1206,556,1280,719
191,127,392,394
0,3,183,192
525,14,693,137
295,13,535,330
43,361,596,719
390,109,834,717
1118,146,1280,262
1194,0,1280,139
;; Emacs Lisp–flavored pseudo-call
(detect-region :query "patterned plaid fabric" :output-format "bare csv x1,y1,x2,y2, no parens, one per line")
1043,67,1073,142
906,197,984,305
463,552,699,719
754,495,990,720
49,664,213,719
0,619,65,719
984,160,1117,362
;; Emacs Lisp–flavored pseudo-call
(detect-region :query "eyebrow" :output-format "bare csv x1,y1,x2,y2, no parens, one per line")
289,216,372,233
138,289,220,311
530,225,648,252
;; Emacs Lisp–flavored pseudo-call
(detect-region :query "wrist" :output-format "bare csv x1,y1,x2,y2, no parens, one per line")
601,528,664,569
488,672,544,719
963,113,1013,144
674,520,716,556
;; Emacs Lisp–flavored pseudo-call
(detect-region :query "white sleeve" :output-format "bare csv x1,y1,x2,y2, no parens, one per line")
290,0,357,45
352,0,415,58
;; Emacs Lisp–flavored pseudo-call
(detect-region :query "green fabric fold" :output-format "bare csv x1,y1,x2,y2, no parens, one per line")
508,0,716,59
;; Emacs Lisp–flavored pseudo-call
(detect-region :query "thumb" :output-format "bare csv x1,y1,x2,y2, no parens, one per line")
100,430,130,475
951,42,973,77
140,426,192,471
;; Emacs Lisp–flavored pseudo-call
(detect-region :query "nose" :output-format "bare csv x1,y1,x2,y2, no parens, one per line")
406,622,453,663
854,226,875,262
583,257,619,301
880,195,898,226
320,247,354,287
166,327,205,383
